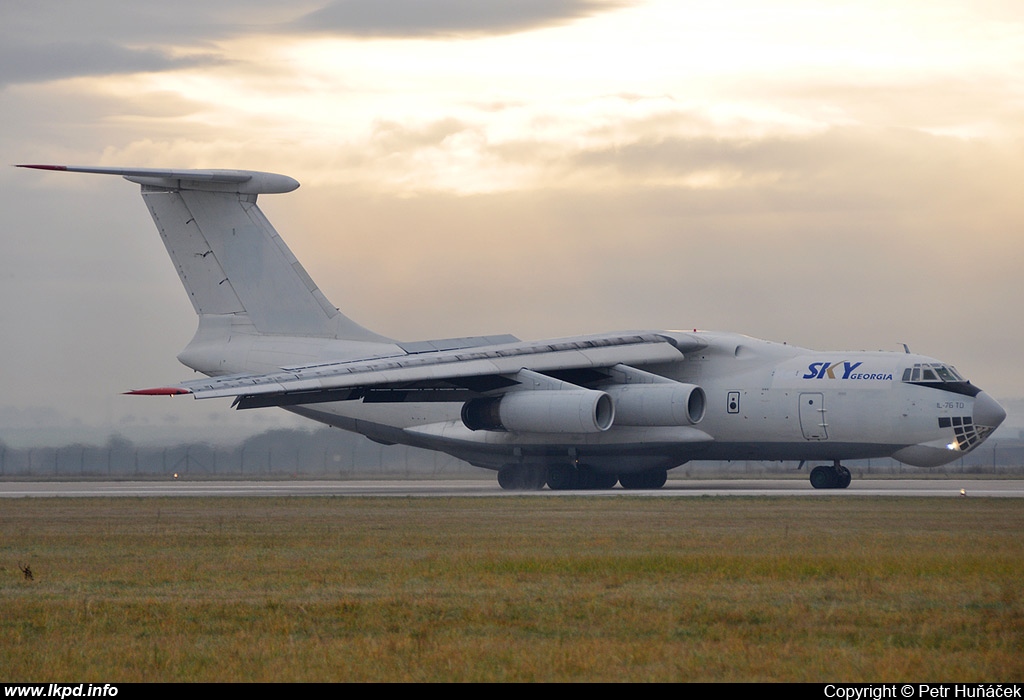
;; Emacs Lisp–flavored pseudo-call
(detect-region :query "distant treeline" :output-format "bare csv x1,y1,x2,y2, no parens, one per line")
0,427,472,479
1,427,1022,479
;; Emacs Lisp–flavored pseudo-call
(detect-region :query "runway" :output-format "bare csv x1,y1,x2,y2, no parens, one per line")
1,479,1022,498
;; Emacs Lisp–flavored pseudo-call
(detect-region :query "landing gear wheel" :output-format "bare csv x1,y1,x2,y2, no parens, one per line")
546,464,617,490
587,469,619,490
646,469,668,489
497,465,546,490
809,464,851,489
573,465,618,490
546,465,578,490
809,465,837,489
836,466,852,489
618,469,668,490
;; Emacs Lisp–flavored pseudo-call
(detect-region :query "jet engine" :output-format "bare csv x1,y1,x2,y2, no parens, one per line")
604,383,706,426
462,390,614,433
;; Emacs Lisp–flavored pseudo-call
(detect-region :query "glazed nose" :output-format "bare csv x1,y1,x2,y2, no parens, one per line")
973,391,1006,429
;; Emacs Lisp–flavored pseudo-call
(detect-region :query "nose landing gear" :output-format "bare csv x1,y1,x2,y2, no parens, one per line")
809,462,851,489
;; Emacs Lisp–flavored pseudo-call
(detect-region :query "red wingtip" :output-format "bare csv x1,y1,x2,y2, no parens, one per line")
15,164,68,171
124,387,192,396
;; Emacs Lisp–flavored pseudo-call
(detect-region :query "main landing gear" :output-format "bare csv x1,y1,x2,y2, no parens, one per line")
496,464,547,491
546,464,619,490
617,469,668,490
496,464,668,491
809,461,851,489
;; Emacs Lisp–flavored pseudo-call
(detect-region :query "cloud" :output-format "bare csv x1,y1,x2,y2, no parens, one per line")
0,41,220,87
289,0,625,38
0,0,268,86
0,1,293,45
559,125,1020,204
0,1,624,86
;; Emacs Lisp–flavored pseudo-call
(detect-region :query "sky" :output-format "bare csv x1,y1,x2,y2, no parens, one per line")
1,0,1023,444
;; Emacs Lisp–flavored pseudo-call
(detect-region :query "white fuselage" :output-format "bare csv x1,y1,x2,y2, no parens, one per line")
245,330,1000,474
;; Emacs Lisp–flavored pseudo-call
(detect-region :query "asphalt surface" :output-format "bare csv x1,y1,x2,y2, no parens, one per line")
1,479,1021,498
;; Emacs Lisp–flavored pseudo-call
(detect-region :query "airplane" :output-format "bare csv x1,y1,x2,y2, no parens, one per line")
19,164,1007,490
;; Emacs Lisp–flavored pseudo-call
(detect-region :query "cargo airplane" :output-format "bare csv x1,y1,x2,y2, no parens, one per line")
19,165,1006,489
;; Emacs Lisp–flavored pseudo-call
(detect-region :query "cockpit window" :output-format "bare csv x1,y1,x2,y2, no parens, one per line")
902,363,966,384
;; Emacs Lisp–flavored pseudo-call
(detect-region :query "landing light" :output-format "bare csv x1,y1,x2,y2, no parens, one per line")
946,442,961,451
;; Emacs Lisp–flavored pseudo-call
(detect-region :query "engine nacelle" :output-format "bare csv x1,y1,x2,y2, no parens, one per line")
605,383,706,426
462,390,614,433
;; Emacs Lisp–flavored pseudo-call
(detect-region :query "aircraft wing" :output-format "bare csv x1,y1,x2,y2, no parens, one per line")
129,332,702,409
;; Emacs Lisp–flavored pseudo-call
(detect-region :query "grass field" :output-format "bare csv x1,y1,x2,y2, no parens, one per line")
1,496,1022,682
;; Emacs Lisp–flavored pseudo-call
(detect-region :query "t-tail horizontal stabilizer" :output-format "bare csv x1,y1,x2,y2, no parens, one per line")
18,163,392,343
16,164,299,194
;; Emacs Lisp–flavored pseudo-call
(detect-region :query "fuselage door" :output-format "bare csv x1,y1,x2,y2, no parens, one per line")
799,393,828,440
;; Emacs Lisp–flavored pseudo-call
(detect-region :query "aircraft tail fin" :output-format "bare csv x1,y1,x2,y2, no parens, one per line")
18,165,390,343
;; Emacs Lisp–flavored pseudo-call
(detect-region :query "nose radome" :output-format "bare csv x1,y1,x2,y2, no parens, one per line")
974,391,1007,429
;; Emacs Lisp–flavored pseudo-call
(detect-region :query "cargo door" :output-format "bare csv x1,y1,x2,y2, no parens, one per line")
799,392,828,440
